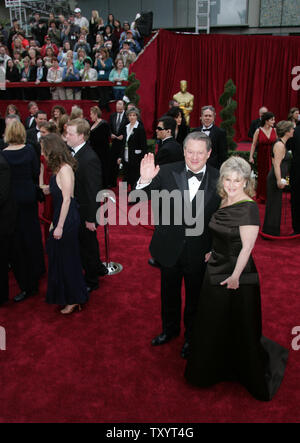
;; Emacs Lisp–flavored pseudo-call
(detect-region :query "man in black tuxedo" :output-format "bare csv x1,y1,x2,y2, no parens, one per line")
248,106,268,139
26,110,48,160
193,105,227,169
24,102,39,130
137,132,220,358
0,152,16,305
66,118,105,291
287,125,300,234
109,100,128,187
148,116,184,268
155,116,184,165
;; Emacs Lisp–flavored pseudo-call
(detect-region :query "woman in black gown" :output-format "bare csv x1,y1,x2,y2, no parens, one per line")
89,106,110,188
2,120,45,302
166,106,190,146
263,121,294,236
41,134,88,314
185,156,288,401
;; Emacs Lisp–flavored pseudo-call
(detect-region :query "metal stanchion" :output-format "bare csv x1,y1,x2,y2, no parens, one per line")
102,193,123,275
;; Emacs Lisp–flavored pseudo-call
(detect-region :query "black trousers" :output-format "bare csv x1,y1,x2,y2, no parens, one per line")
0,235,10,304
290,167,300,233
159,244,207,342
78,222,101,287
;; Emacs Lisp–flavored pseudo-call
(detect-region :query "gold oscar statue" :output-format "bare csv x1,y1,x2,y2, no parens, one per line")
173,80,194,126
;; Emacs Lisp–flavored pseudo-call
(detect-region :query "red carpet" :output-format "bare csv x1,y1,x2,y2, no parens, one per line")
0,199,300,423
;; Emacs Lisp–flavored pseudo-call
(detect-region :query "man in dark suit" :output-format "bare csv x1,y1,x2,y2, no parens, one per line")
155,116,184,165
287,125,300,234
248,106,268,139
193,105,227,169
0,152,16,305
137,132,220,358
26,110,48,160
66,118,105,291
148,116,184,268
24,102,39,130
109,100,128,187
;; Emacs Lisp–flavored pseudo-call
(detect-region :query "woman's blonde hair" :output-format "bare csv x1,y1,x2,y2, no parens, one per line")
4,119,26,144
218,156,256,199
276,120,294,138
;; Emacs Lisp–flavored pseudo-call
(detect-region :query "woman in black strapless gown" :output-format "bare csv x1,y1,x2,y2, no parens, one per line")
185,156,288,401
41,134,88,314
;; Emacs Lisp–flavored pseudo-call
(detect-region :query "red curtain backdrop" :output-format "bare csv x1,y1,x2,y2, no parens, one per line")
131,30,300,140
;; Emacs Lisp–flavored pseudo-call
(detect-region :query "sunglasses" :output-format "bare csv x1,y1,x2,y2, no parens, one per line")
156,126,165,131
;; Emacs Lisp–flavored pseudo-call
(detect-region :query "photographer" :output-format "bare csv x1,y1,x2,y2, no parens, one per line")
63,56,81,100
61,16,80,49
117,40,136,69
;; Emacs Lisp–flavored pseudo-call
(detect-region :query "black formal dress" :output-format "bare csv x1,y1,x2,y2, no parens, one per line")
142,162,220,341
262,140,290,236
0,152,16,304
176,124,190,146
109,111,128,187
193,125,228,169
73,143,103,288
2,145,45,294
89,120,111,189
185,200,288,401
46,175,88,306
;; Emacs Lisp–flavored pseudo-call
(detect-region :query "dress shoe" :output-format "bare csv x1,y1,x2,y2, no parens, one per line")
14,291,36,302
181,341,190,359
151,332,179,346
148,257,161,268
86,285,99,293
98,264,108,276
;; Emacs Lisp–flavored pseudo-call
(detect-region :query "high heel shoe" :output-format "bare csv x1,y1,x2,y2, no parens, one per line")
60,304,82,315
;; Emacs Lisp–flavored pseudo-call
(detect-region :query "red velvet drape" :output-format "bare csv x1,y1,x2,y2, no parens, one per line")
131,30,300,140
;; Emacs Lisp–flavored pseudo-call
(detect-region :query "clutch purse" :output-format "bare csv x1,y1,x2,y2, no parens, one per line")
209,273,259,286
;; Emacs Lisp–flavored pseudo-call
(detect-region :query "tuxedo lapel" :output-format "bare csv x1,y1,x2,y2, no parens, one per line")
172,164,190,213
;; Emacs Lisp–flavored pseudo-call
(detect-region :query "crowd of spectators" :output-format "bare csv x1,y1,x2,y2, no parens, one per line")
0,8,144,105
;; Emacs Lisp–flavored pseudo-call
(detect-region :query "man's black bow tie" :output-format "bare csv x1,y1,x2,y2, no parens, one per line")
68,146,75,154
186,170,204,181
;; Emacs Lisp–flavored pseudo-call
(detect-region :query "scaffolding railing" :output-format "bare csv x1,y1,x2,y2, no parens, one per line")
195,0,211,34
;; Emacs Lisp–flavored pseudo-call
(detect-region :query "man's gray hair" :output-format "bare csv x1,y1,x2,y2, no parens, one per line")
183,131,212,152
201,105,216,115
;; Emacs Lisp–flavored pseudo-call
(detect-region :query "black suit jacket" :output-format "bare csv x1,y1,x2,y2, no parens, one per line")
74,142,103,224
109,112,128,157
26,127,41,159
121,123,148,164
0,152,16,236
193,125,227,169
248,118,261,139
142,162,220,268
25,115,37,130
155,137,184,166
